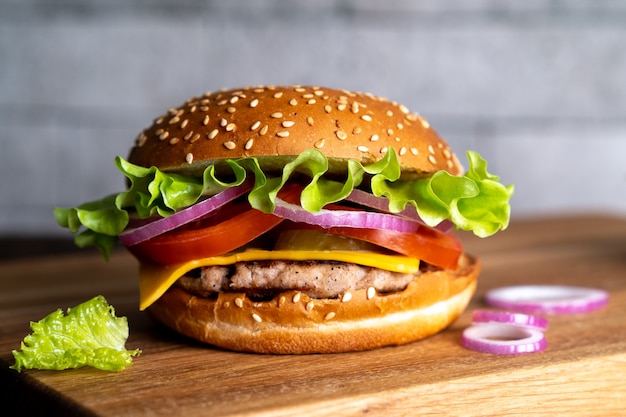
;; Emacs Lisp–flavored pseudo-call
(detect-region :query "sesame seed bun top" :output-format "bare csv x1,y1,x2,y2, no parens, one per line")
128,85,463,177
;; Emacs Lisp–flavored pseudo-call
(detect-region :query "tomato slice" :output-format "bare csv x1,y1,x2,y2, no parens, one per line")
322,225,462,270
127,204,283,265
279,193,463,269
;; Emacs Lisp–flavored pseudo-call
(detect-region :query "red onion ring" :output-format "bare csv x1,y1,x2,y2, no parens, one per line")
346,189,454,233
472,310,548,331
461,324,547,355
484,285,609,315
272,198,422,233
119,181,253,246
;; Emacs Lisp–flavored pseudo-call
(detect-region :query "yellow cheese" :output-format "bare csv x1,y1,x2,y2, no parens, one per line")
139,249,420,310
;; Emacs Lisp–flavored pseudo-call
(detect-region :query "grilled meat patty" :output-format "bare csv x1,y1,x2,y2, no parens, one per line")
177,260,417,299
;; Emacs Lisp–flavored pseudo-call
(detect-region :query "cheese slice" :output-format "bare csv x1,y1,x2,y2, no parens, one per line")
139,249,420,310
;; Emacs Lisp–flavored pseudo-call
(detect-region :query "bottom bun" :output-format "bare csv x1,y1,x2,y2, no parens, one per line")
147,254,480,354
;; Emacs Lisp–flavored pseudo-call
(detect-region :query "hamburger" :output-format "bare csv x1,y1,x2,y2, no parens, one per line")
55,85,513,353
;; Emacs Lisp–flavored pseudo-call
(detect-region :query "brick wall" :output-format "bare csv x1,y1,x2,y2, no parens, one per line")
2,0,625,235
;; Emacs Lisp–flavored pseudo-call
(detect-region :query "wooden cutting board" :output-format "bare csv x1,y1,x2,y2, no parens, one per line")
1,215,625,416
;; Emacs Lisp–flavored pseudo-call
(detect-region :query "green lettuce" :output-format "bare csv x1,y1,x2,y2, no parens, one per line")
54,148,513,258
11,296,141,372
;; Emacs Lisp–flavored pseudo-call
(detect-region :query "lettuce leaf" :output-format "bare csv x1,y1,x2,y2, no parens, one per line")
54,148,513,257
10,296,141,372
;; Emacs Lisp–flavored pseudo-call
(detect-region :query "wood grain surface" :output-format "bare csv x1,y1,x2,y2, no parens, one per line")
1,214,625,416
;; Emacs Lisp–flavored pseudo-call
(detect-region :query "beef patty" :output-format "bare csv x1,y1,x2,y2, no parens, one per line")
176,260,418,299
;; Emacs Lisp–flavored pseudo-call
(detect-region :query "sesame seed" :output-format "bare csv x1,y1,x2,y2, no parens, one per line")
447,159,455,169
428,145,435,154
200,106,209,112
155,128,164,135
184,131,194,140
189,105,197,113
428,155,437,164
223,301,231,308
260,125,269,135
278,296,286,306
250,121,261,131
155,117,164,124
169,116,180,125
249,99,259,108
229,96,239,104
224,141,236,150
342,292,352,302
252,313,262,323
361,115,372,122
443,149,452,159
314,139,325,149
185,153,193,164
397,123,404,130
386,110,393,117
176,109,185,117
306,301,315,312
302,93,314,99
351,102,359,113
395,137,401,142
289,99,298,106
410,147,419,155
273,92,284,98
370,134,379,142
218,99,228,106
271,112,283,118
387,129,394,136
276,131,290,138
307,99,316,105
282,121,295,128
169,137,180,145
225,123,236,132
207,129,218,139
400,147,407,156
357,145,369,153
294,87,306,93
136,133,147,147
181,119,189,129
254,88,264,93
380,146,389,154
220,118,227,127
367,287,376,300
292,292,301,303
314,90,324,96
307,117,314,126
244,138,254,150
159,131,169,140
234,297,244,308
337,104,347,111
335,130,347,140
201,115,209,126
226,106,236,114
399,104,410,114
324,105,332,114
352,126,362,134
190,133,200,143
324,312,336,320
420,117,431,129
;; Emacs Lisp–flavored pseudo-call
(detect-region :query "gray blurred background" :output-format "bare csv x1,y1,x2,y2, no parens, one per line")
2,0,626,237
